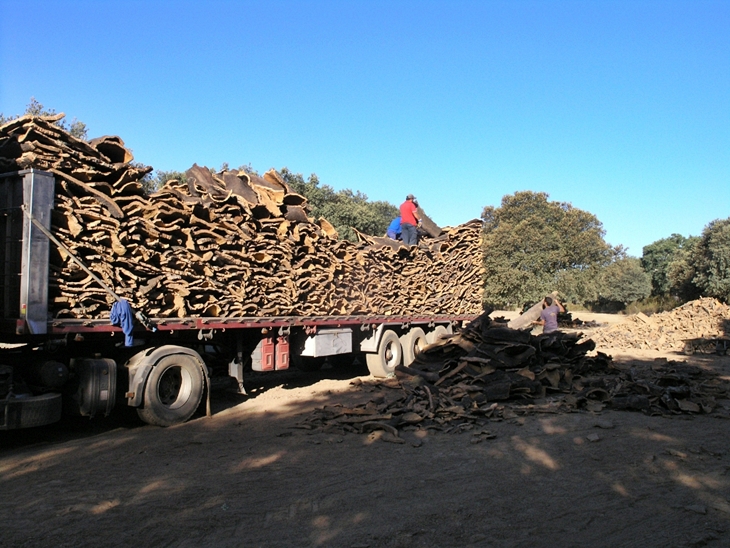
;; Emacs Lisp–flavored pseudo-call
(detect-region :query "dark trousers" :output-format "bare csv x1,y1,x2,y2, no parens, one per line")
401,223,417,246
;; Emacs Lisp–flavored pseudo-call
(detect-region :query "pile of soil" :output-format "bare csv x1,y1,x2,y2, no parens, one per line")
591,298,730,353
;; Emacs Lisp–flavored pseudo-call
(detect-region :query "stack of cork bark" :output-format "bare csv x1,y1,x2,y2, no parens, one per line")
591,298,730,353
297,311,730,441
0,115,484,319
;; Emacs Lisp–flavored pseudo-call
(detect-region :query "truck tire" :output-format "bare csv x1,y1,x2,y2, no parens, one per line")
136,353,205,427
1,393,62,430
74,358,116,418
401,327,427,367
366,329,402,378
427,325,449,345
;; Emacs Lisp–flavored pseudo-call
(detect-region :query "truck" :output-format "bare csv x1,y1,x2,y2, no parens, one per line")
0,170,477,430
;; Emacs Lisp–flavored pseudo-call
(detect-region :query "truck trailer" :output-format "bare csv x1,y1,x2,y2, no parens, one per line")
0,170,477,430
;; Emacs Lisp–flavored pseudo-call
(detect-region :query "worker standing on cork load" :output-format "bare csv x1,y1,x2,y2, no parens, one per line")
533,296,565,333
399,194,422,246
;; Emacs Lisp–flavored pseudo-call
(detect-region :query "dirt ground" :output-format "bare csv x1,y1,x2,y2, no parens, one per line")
2,312,730,548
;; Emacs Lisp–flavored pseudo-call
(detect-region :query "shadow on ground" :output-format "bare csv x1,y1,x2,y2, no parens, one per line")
0,357,369,453
1,353,729,547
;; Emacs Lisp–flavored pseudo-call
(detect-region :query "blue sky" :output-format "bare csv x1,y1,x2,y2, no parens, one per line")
1,0,728,257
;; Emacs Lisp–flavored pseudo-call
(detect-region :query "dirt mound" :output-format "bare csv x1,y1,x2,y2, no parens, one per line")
592,297,730,353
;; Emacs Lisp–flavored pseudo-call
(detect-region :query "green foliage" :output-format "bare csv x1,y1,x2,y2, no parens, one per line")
598,257,652,306
641,234,695,296
140,170,188,195
553,265,604,306
640,219,730,304
480,191,617,309
0,97,88,140
624,295,681,315
690,218,730,302
280,168,398,241
238,163,259,176
666,239,702,302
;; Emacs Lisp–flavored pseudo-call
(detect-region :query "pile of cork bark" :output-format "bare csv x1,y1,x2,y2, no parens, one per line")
591,298,730,353
297,311,730,440
0,115,484,319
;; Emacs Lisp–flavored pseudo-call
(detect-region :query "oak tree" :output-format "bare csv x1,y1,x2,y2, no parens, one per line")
641,234,696,297
690,218,730,302
280,168,398,241
0,98,88,140
481,191,617,309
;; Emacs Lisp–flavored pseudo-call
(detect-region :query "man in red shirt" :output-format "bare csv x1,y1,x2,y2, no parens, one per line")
399,194,421,246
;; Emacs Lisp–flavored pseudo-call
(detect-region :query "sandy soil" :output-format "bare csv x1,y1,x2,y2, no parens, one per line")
2,313,730,548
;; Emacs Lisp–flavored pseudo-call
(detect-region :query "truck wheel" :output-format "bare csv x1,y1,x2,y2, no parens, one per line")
427,325,449,344
366,330,402,377
1,393,62,430
401,327,427,367
137,354,205,427
74,358,117,418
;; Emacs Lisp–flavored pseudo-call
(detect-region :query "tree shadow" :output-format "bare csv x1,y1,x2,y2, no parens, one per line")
0,357,370,453
2,354,729,548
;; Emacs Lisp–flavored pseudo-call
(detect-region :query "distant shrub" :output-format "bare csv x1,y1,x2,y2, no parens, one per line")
624,295,682,316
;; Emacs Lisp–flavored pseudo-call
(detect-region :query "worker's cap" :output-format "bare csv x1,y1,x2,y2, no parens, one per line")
406,194,416,200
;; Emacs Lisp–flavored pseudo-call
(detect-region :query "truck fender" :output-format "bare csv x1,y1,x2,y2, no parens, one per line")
360,322,453,354
125,345,209,408
359,324,387,353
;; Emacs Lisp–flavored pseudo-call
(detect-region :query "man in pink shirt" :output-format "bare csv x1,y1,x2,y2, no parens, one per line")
534,296,565,333
399,194,421,246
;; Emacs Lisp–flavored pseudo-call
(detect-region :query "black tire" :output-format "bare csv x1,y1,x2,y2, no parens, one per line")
366,329,402,377
136,353,205,427
401,327,427,366
2,393,62,430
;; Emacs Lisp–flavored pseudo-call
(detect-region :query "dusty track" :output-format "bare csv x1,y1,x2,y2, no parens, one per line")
2,315,730,547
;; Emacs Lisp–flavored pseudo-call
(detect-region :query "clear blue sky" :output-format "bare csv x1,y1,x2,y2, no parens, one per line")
1,0,728,257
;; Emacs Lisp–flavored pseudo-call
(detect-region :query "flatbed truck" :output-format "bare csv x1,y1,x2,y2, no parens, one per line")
0,170,477,429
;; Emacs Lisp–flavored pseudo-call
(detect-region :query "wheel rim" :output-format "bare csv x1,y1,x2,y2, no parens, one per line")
411,338,423,357
156,365,194,410
384,340,398,368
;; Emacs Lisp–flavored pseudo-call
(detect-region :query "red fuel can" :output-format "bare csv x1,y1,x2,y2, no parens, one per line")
275,335,290,370
251,336,275,371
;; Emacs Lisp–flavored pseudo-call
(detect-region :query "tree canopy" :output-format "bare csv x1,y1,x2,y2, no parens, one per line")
641,234,697,297
280,168,398,241
481,191,619,309
139,169,188,195
641,218,730,304
599,257,652,307
0,98,88,140
690,218,730,302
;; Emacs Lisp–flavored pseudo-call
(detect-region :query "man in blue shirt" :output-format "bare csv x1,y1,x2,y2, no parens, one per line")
386,216,402,240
